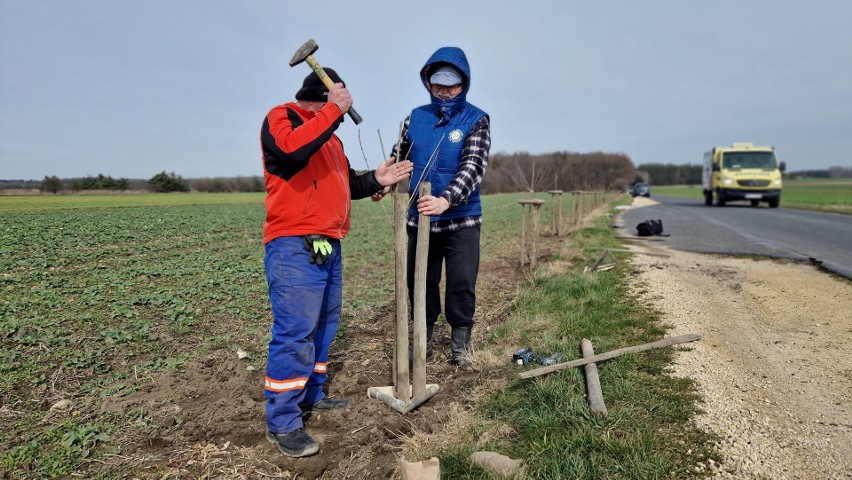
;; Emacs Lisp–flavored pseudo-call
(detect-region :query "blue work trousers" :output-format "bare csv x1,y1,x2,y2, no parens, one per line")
263,236,342,433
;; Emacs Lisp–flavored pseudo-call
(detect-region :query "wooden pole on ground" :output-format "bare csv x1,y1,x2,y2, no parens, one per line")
518,333,703,379
581,339,607,416
588,249,617,272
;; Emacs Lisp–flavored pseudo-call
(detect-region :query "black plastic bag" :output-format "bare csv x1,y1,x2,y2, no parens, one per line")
636,219,663,236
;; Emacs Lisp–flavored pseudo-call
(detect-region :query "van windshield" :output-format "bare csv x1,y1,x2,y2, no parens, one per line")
722,151,777,169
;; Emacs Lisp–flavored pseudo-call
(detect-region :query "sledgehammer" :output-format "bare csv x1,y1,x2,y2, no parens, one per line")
289,38,363,125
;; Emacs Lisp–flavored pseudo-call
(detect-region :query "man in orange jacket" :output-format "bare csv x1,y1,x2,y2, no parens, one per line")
260,67,412,457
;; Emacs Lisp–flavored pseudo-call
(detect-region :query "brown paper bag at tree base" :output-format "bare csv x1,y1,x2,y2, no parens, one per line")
399,456,440,480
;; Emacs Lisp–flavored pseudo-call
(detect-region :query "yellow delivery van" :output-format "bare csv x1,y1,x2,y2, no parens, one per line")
702,143,785,208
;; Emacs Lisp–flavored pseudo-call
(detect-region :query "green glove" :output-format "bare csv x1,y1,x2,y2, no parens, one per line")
303,235,333,265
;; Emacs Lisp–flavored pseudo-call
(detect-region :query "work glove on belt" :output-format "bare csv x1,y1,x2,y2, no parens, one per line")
303,235,332,265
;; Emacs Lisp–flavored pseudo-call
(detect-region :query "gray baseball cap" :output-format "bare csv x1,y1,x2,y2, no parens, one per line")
429,65,463,86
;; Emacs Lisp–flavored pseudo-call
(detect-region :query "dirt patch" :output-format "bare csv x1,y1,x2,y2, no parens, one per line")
94,234,555,478
623,199,852,478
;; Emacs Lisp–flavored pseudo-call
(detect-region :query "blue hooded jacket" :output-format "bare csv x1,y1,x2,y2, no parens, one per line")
407,47,487,221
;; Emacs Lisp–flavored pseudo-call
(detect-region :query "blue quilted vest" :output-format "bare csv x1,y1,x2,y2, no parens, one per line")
407,103,486,221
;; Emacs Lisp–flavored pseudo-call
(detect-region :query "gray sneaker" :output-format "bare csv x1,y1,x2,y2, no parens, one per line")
266,428,319,457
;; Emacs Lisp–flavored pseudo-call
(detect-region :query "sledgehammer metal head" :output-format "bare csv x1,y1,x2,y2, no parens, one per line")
288,38,319,67
288,38,362,124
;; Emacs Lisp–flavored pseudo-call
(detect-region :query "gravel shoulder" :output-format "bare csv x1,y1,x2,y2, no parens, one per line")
622,198,852,479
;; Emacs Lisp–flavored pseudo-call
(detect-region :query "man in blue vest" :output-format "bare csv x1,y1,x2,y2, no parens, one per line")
392,46,491,371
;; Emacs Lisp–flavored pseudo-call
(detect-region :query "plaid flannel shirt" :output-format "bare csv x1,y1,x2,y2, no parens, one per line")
394,115,491,232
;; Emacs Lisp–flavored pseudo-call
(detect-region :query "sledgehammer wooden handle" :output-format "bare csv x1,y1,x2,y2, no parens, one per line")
305,55,363,125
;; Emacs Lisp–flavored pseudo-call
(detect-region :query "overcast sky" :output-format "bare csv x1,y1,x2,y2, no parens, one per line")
2,1,851,181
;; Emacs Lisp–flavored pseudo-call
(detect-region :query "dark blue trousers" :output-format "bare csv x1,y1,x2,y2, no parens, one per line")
263,236,342,433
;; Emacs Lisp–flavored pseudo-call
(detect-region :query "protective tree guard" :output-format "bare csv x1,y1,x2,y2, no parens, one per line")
547,190,564,236
517,199,545,269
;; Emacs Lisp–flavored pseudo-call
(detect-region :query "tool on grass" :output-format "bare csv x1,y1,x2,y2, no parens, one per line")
512,348,564,366
512,348,537,366
289,38,363,125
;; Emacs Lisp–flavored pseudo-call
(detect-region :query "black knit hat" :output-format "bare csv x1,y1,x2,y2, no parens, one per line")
295,67,345,102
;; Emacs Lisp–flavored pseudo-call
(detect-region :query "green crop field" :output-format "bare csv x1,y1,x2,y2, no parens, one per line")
0,192,264,213
1,191,714,478
650,179,852,214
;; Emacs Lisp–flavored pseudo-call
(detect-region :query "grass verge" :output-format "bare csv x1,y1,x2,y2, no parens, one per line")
435,205,719,478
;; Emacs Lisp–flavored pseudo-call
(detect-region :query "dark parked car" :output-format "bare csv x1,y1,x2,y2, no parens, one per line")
630,183,650,197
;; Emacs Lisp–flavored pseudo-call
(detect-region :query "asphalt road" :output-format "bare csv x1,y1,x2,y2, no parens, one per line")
617,195,852,279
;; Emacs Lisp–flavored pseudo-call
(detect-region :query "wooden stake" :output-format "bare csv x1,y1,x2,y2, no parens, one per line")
393,178,410,401
412,182,430,396
518,333,702,379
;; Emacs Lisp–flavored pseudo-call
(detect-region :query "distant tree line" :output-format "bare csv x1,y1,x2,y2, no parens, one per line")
3,162,848,195
787,166,852,179
190,176,264,193
28,172,192,193
826,167,852,178
482,151,635,193
635,163,703,185
27,172,261,194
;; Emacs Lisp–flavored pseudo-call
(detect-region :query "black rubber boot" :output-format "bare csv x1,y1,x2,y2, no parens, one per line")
450,327,474,371
426,323,434,358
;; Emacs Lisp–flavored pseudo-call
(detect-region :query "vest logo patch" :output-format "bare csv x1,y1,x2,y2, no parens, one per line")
448,129,463,143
